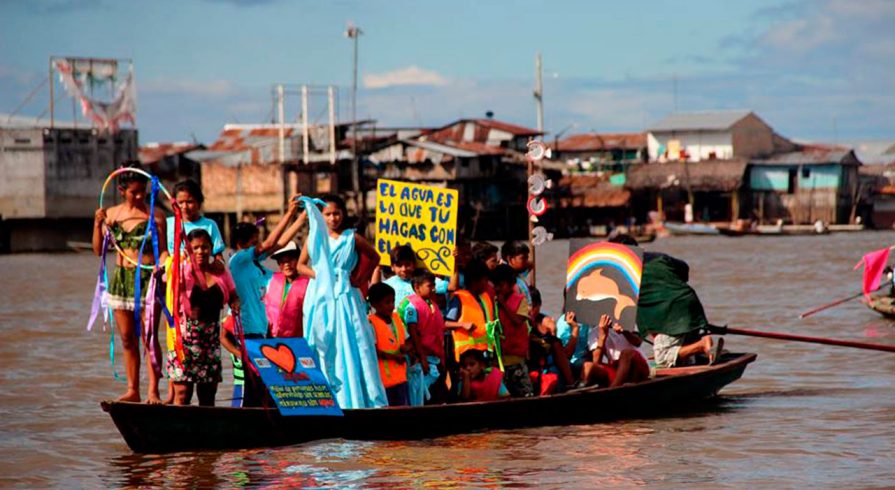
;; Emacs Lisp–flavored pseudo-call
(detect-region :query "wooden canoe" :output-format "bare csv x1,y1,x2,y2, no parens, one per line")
866,294,895,319
101,353,756,454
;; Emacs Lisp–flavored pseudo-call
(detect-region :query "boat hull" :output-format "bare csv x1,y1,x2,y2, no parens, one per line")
102,353,756,453
866,294,895,319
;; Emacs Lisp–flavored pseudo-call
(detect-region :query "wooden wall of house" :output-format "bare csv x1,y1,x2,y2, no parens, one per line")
201,162,283,213
748,189,838,224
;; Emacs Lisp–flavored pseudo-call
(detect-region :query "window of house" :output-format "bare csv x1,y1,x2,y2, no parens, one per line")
801,167,811,178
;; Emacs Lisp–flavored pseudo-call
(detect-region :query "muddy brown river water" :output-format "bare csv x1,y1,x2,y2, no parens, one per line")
2,232,895,488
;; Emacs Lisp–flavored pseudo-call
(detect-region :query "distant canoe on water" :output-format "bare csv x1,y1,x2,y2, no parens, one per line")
101,353,756,454
663,222,720,235
866,293,895,319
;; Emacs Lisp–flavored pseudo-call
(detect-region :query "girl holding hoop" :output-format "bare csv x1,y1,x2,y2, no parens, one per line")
92,167,169,404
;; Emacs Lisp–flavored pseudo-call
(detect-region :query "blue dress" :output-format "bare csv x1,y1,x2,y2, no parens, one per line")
301,198,387,409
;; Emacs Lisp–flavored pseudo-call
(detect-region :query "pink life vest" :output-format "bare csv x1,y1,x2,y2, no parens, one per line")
265,272,309,338
407,294,445,361
468,368,504,402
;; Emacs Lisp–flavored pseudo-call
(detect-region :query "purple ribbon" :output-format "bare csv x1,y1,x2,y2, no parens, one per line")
86,232,110,331
143,272,161,377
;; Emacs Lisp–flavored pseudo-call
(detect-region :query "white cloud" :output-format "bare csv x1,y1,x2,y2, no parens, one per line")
760,15,839,53
363,66,450,89
141,78,237,97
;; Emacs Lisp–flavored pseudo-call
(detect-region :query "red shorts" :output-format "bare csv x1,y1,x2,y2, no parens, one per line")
592,352,650,385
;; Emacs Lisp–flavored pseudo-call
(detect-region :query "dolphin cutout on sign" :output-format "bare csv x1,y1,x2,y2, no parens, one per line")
575,268,636,320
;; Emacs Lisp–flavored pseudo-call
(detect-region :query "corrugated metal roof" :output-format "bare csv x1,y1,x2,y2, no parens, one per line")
139,142,201,164
471,118,542,136
648,110,753,132
554,132,645,151
752,149,859,166
404,139,478,158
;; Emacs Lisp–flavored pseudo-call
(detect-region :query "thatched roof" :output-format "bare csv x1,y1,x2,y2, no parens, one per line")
557,174,631,208
626,159,747,192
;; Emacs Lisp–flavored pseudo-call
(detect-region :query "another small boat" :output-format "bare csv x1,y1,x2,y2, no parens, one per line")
634,233,657,244
866,293,895,319
101,353,756,454
664,222,720,236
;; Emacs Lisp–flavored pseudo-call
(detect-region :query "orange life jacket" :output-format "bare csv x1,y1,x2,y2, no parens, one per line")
368,312,408,388
452,290,495,361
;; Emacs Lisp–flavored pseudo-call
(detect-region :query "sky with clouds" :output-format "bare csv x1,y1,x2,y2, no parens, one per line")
1,0,893,145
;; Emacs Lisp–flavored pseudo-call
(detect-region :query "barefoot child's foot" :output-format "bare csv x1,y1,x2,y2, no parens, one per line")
146,392,163,405
118,390,141,403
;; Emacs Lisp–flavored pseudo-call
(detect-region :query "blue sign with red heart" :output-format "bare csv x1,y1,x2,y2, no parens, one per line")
245,338,343,416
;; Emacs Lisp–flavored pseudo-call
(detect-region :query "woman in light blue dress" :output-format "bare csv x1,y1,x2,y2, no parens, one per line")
297,195,387,409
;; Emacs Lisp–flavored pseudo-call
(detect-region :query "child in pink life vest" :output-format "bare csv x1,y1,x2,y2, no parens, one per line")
459,349,509,402
400,269,446,405
265,241,310,338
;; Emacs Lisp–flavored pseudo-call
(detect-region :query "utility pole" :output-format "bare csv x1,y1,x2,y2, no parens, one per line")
530,52,544,287
277,84,286,215
328,86,337,165
302,84,310,166
534,52,544,133
347,22,364,214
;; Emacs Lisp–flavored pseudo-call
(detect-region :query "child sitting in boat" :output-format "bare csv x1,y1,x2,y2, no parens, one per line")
491,264,535,398
92,167,169,404
581,314,650,388
529,314,577,394
367,283,412,406
458,349,509,402
401,269,447,405
168,229,240,406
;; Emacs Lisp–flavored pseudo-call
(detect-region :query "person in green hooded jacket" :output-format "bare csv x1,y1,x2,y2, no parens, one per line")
608,234,723,368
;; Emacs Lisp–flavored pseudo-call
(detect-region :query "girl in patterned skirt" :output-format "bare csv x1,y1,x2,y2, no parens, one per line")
167,229,240,406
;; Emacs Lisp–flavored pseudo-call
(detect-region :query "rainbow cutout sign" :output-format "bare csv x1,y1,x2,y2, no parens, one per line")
564,240,643,330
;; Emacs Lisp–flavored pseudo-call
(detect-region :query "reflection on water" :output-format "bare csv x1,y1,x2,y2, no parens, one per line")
2,232,895,487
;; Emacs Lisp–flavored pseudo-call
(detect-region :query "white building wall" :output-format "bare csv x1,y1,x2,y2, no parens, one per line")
0,128,46,218
647,130,733,162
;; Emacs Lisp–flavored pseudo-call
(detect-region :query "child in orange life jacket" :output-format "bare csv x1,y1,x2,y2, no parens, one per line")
367,283,413,406
444,259,495,363
401,269,446,405
459,349,509,402
264,241,310,338
491,264,535,398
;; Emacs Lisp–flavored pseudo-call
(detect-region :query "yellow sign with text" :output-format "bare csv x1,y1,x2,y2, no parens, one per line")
375,179,458,276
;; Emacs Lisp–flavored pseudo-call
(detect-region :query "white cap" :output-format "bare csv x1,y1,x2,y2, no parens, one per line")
271,241,299,258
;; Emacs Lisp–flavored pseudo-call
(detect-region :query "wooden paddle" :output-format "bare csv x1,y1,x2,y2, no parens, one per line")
798,288,878,319
709,325,895,353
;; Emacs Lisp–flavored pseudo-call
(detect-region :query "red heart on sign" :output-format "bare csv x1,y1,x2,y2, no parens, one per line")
260,344,296,373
